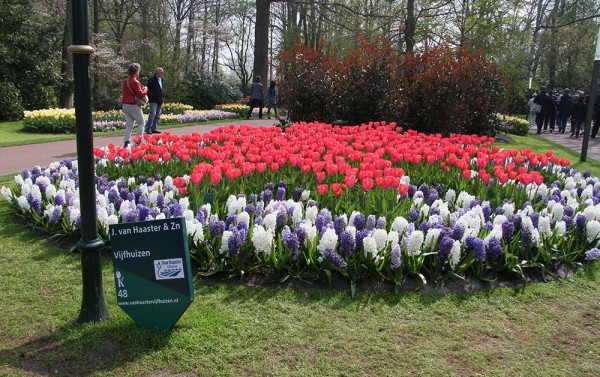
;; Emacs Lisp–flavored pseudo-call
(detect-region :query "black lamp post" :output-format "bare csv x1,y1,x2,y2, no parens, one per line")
580,27,600,162
69,0,109,322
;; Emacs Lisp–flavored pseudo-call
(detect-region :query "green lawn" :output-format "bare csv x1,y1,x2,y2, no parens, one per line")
1,188,600,375
0,119,241,148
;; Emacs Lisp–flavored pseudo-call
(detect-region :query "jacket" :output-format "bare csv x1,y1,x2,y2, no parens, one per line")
122,75,148,104
570,100,587,122
147,75,164,104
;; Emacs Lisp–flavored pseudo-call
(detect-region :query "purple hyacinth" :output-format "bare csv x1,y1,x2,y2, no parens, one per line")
227,229,241,257
29,196,42,214
245,203,255,215
254,216,264,226
316,209,332,233
65,191,74,206
353,213,366,230
276,187,286,201
276,210,286,230
334,216,346,235
293,187,303,202
409,209,419,223
156,193,165,208
123,209,137,223
324,249,346,269
339,230,355,258
137,205,150,221
294,224,307,246
261,189,273,203
585,248,600,260
522,227,532,246
366,215,376,230
430,207,441,216
502,220,515,243
169,203,184,218
225,214,236,229
119,188,129,200
451,225,465,241
376,216,386,229
419,222,430,232
355,229,369,251
282,227,300,262
563,215,573,231
482,204,491,222
564,206,574,218
426,189,439,206
529,213,539,229
307,200,317,208
21,169,31,179
278,180,288,189
484,221,493,231
438,236,454,262
407,185,417,198
250,194,257,203
34,178,48,194
209,215,225,237
196,207,208,224
466,236,486,261
266,182,275,191
576,214,587,233
418,183,430,200
486,237,504,259
391,243,402,270
49,205,62,224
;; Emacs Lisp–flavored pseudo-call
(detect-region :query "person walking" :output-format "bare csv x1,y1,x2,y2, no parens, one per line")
570,93,588,138
527,93,537,130
145,67,164,134
544,90,557,133
557,88,573,134
592,95,600,138
247,76,264,119
122,63,149,148
266,81,278,119
534,87,549,134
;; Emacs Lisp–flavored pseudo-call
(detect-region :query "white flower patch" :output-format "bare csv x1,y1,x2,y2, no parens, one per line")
147,191,159,206
155,212,166,220
456,191,475,210
299,222,317,247
445,189,456,204
305,206,318,223
127,177,136,187
301,190,310,200
237,212,250,228
14,174,24,186
555,221,566,237
183,209,194,222
17,195,30,211
362,236,379,261
372,228,388,252
424,228,441,251
219,231,232,255
387,230,399,248
450,240,461,268
502,202,515,217
263,212,277,232
179,197,190,212
400,175,410,186
59,166,70,177
1,186,13,202
586,220,600,243
407,230,424,256
391,216,408,235
68,208,80,225
252,225,273,255
187,221,204,244
317,228,338,254
493,214,507,227
484,225,503,246
581,187,594,202
538,215,552,237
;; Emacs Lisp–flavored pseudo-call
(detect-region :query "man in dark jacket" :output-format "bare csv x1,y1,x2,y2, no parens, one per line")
544,90,557,133
534,86,550,134
570,93,587,138
145,67,164,134
557,88,573,134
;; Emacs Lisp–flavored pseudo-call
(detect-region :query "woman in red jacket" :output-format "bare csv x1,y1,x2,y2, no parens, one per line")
121,63,149,148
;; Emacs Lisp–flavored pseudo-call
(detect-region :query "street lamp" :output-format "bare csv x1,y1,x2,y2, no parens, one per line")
580,26,600,162
69,0,109,322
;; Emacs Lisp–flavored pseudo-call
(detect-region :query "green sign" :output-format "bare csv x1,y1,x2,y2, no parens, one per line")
109,217,194,330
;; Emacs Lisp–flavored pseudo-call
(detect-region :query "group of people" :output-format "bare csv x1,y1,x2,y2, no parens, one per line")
246,76,279,120
528,86,600,139
121,65,280,148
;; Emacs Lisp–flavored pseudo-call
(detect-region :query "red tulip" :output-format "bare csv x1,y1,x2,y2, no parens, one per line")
462,169,472,180
317,184,328,195
361,178,374,192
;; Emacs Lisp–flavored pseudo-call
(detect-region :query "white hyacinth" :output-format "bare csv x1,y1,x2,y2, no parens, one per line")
551,203,564,222
502,202,515,217
68,208,80,225
424,228,441,250
362,236,379,260
305,206,318,223
1,186,13,202
586,220,600,243
387,230,399,248
263,212,277,231
372,228,388,251
538,215,552,237
391,216,409,235
301,190,310,200
127,176,136,187
155,212,166,220
183,209,194,222
252,225,274,255
450,240,461,268
407,230,424,256
17,195,30,211
555,221,566,237
317,228,338,254
219,231,232,255
237,211,250,228
14,174,24,186
179,197,190,211
493,214,507,227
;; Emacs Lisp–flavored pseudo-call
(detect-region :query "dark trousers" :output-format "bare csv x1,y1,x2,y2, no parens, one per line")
557,114,569,132
571,119,584,137
544,112,555,131
535,113,545,134
248,99,263,119
592,117,600,138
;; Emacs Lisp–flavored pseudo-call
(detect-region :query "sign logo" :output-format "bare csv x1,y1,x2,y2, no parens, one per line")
153,258,185,280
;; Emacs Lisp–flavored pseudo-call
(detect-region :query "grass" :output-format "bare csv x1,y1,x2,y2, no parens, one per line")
1,178,600,376
0,119,242,148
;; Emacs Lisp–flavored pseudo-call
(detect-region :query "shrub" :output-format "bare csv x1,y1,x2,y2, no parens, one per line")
277,41,338,123
398,45,505,135
182,71,241,110
215,103,248,118
336,37,402,124
0,81,24,121
496,114,530,136
142,102,193,115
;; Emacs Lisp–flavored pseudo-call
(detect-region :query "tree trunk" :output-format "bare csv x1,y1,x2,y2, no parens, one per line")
59,0,74,108
253,0,270,82
404,0,416,53
547,0,559,89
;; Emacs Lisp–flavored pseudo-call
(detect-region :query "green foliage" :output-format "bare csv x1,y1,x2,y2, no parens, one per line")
182,71,241,110
496,114,530,136
0,81,24,121
0,1,60,111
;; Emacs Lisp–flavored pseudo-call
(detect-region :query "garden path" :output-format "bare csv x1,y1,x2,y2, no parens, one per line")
2,119,600,176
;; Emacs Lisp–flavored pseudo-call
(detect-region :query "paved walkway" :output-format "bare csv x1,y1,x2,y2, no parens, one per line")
526,121,600,162
0,119,599,176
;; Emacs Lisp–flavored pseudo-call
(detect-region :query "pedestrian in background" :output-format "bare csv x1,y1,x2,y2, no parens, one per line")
247,76,264,119
557,88,573,134
570,93,588,139
145,67,164,134
266,81,278,119
122,63,148,148
527,92,537,130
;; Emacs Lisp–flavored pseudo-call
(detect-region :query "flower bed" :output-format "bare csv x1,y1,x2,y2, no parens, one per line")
23,106,239,134
3,122,599,293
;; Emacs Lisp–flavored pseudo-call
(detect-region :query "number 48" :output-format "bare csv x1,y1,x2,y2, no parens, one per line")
118,289,128,298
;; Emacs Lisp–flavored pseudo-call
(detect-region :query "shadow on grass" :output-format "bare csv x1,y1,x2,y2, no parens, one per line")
0,320,173,377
